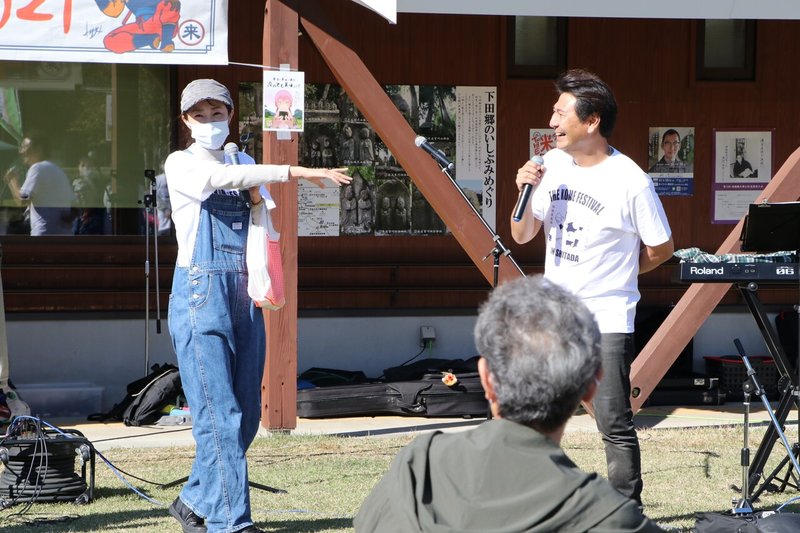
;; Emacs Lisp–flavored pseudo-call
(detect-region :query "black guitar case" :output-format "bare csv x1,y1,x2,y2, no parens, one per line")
296,371,488,419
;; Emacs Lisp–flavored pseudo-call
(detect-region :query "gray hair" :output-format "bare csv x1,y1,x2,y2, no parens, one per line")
474,276,601,432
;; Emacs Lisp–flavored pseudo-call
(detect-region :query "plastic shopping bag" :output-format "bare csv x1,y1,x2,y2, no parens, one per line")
246,201,285,310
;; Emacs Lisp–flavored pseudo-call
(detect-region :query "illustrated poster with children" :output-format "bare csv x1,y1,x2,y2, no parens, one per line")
263,70,305,133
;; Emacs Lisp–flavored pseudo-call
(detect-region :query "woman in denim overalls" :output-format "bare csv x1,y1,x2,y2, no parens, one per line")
165,79,350,533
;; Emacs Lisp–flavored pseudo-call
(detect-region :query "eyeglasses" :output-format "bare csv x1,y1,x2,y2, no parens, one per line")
663,141,681,147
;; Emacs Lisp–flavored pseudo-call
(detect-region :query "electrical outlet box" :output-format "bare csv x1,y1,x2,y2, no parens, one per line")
420,326,436,347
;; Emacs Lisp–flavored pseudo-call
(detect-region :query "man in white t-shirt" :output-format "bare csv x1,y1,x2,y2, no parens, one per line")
4,134,74,236
510,69,674,507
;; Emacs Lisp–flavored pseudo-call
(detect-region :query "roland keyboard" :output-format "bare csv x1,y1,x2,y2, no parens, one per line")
679,262,799,283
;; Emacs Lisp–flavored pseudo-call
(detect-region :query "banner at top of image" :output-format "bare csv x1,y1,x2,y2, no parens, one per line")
0,0,228,65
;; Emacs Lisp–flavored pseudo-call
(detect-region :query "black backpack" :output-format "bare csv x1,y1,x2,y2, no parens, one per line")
88,364,183,426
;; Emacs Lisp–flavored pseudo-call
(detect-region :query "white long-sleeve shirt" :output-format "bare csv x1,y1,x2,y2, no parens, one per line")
164,143,287,266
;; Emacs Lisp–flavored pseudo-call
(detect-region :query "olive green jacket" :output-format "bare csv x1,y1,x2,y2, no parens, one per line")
354,419,665,532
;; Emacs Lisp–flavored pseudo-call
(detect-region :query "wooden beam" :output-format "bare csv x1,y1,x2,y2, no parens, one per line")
262,0,299,430
291,0,523,287
631,146,800,411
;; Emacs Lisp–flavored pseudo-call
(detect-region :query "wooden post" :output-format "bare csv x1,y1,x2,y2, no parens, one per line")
261,0,299,429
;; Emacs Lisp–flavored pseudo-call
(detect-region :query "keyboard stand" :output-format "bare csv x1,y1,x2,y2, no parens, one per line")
737,281,800,501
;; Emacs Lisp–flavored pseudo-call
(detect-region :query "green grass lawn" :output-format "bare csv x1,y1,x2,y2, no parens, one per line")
0,424,799,532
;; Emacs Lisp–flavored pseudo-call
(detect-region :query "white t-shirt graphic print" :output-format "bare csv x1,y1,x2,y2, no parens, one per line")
530,148,671,333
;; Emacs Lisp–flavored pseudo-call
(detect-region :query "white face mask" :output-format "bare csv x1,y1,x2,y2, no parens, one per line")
188,120,229,149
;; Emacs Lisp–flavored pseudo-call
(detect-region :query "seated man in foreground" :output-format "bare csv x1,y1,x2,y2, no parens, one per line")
354,276,665,532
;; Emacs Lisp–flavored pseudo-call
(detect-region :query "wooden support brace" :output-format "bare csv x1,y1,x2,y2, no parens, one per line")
292,0,523,288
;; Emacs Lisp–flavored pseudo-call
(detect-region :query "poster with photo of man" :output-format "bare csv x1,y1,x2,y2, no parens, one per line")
729,138,760,179
647,126,694,196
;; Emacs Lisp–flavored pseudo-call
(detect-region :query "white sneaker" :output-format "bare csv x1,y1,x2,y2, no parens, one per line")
5,389,30,418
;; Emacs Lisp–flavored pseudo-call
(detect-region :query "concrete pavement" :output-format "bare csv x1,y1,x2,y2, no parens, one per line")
35,402,797,452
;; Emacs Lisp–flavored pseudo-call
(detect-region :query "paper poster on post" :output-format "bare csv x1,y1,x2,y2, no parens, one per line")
711,129,773,224
529,128,556,159
456,87,497,230
298,179,341,236
263,71,305,132
0,1,228,65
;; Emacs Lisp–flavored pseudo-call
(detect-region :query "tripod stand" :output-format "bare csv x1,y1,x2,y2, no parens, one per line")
142,169,162,377
770,304,800,495
743,306,800,501
733,338,800,512
159,475,286,494
734,377,754,514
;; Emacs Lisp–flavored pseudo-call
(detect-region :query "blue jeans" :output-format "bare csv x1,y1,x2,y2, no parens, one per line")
168,192,266,532
591,332,642,504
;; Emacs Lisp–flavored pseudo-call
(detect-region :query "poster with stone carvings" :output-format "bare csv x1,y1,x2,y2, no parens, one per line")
240,82,495,236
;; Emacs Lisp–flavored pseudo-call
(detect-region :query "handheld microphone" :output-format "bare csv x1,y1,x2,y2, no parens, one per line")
414,136,455,171
512,155,544,222
224,142,240,165
225,141,252,204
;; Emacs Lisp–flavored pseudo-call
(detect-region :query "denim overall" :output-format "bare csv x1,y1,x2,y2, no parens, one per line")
168,191,265,532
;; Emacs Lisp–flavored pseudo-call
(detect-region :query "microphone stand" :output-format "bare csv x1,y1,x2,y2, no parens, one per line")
437,165,525,288
734,338,800,508
733,375,754,514
435,161,524,422
142,169,162,376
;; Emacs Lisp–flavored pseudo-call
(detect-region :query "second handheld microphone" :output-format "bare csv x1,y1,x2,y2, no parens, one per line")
224,142,240,165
